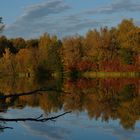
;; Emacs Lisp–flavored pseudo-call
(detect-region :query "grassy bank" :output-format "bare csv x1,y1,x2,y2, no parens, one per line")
83,72,139,78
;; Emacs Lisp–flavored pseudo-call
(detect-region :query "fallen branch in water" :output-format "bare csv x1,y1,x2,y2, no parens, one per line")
0,111,71,122
0,111,71,130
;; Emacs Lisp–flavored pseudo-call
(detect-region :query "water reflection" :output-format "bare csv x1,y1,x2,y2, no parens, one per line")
0,77,140,131
22,121,70,140
62,78,140,130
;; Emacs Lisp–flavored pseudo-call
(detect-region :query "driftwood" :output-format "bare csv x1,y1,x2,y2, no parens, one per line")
0,111,71,130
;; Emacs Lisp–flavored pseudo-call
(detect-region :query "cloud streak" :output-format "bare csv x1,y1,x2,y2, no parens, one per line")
21,0,70,21
4,0,70,38
86,0,140,15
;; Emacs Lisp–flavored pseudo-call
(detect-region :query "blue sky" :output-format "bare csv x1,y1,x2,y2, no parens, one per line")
0,0,140,38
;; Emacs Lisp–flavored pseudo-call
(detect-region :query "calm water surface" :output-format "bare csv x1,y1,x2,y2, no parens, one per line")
0,77,140,140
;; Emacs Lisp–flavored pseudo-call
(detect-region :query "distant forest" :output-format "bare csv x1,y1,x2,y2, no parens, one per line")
0,19,140,77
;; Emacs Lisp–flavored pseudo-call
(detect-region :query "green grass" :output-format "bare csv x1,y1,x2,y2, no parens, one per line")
83,72,138,78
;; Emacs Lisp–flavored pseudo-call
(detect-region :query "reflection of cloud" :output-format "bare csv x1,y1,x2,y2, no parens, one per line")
60,112,140,140
3,108,71,139
86,123,140,140
1,108,140,140
22,122,70,140
86,0,140,14
102,125,140,140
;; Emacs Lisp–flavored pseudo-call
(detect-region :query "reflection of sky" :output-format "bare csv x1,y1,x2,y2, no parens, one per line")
22,122,70,140
0,107,140,140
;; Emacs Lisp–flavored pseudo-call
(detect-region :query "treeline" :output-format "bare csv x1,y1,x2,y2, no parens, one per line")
0,19,140,77
62,19,140,72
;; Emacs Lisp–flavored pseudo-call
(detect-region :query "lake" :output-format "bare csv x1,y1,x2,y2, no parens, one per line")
0,77,140,140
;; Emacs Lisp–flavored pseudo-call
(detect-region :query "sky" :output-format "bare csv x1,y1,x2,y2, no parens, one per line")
0,0,140,39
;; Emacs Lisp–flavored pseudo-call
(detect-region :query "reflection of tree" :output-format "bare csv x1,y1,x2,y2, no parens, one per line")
0,77,140,130
0,86,64,113
62,78,140,129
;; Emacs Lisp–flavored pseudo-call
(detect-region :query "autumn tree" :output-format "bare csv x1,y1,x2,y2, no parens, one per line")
61,36,83,72
117,19,140,64
84,29,101,59
10,38,26,50
15,48,33,74
0,48,16,75
37,33,62,78
26,39,38,48
84,29,100,70
100,27,119,60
